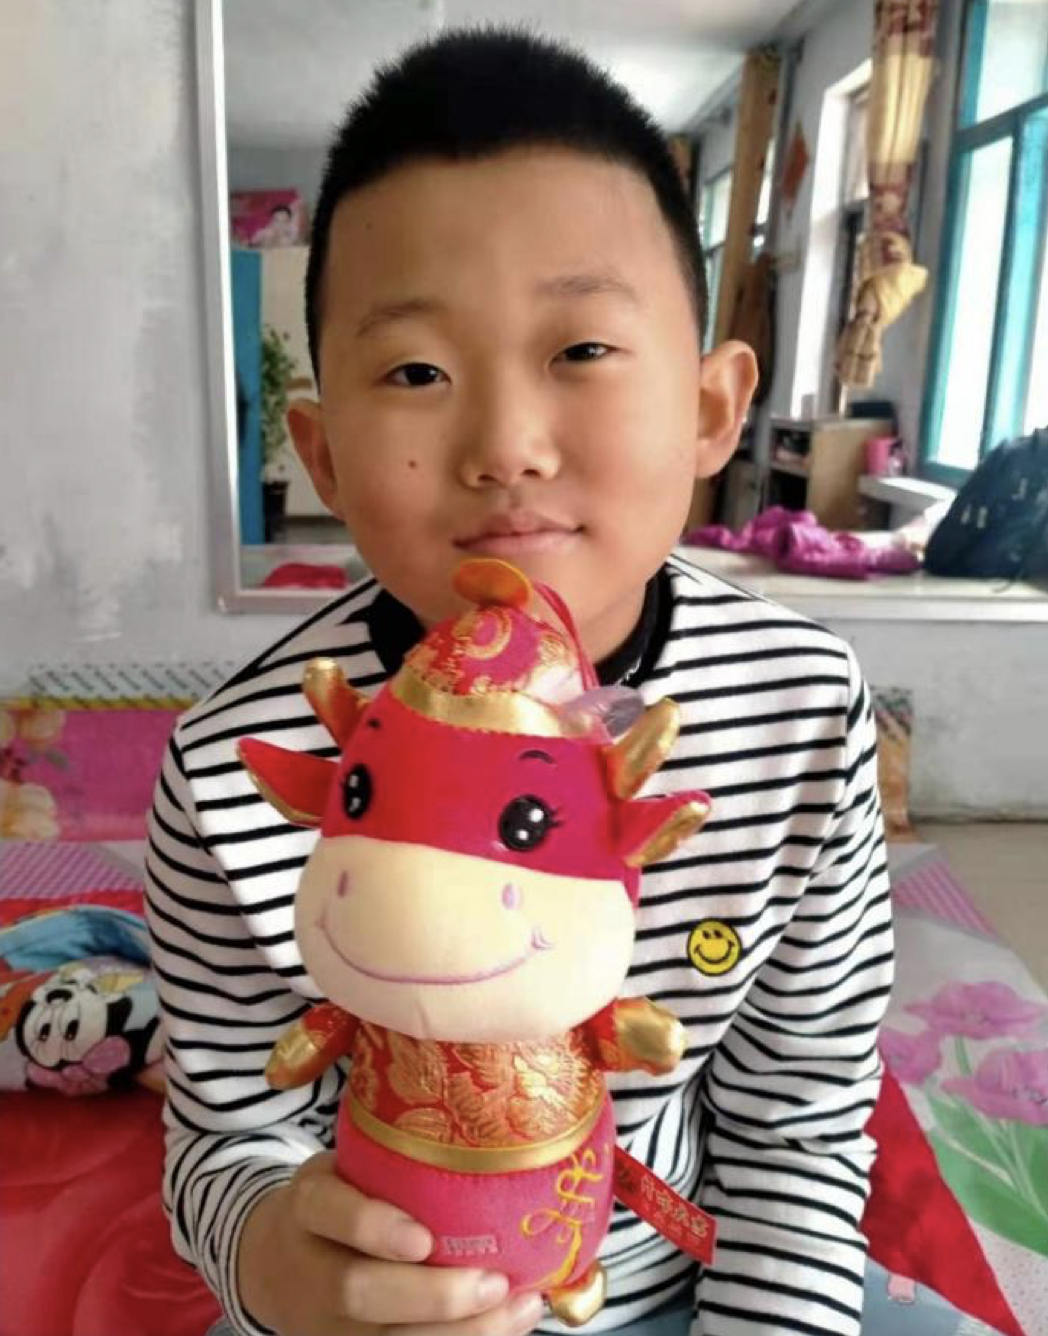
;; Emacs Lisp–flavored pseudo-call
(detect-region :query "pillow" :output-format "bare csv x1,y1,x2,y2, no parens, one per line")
0,905,162,1094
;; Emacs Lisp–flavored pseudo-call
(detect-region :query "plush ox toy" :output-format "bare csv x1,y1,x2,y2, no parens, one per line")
239,558,711,1326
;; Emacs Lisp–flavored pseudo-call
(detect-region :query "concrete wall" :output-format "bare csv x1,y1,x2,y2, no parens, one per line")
829,620,1047,822
0,0,1043,816
228,143,327,209
0,0,296,691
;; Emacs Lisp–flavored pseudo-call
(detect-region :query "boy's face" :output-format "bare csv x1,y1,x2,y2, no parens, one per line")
291,148,755,660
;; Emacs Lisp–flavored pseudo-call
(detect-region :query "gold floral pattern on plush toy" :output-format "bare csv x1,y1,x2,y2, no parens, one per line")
348,1028,603,1149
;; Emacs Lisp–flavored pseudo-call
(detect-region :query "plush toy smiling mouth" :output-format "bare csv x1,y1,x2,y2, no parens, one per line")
317,899,551,987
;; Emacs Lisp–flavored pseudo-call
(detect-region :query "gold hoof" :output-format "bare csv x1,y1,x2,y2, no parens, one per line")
546,1261,607,1328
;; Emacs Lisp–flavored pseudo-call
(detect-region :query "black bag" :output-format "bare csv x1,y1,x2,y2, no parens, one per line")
923,427,1048,579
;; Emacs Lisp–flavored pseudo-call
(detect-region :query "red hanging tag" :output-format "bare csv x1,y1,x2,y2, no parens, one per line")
612,1147,717,1265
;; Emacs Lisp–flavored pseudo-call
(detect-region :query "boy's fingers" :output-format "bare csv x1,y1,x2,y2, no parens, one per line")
397,1290,546,1336
293,1155,432,1262
335,1257,511,1325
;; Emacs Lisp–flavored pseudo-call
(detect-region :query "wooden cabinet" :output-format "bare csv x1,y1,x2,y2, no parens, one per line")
765,416,895,530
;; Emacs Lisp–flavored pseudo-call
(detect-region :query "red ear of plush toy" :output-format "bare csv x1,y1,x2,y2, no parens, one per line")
236,738,335,827
863,1069,1023,1336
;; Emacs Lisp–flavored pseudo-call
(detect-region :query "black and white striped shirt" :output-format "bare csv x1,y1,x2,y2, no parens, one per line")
144,554,892,1336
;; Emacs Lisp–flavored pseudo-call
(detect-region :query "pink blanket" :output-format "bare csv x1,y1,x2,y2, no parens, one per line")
686,506,921,580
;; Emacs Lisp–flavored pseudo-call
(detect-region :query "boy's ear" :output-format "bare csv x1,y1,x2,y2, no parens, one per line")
287,398,344,519
694,340,759,479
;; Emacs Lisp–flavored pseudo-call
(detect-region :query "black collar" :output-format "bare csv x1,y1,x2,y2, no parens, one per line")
366,566,671,689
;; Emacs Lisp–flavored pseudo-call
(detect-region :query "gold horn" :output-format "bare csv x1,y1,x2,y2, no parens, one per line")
303,658,369,746
605,698,681,800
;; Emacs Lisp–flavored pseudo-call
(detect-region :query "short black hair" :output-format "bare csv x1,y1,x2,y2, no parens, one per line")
304,25,706,379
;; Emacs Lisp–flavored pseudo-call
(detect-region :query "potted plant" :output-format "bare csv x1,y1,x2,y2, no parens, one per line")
260,324,298,542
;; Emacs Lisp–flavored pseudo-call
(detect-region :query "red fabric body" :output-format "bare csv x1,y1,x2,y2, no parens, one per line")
337,1094,616,1292
0,1087,220,1336
863,1069,1023,1336
321,694,621,878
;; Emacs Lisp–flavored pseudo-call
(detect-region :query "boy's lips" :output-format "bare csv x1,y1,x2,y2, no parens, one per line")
455,511,581,556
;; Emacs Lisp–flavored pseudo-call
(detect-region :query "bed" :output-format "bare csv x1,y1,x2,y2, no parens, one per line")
0,681,1043,1336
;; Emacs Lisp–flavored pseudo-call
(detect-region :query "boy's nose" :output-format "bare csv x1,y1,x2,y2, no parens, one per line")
456,383,561,488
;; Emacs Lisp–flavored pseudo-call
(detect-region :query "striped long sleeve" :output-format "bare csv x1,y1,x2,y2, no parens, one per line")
142,561,893,1334
690,656,893,1335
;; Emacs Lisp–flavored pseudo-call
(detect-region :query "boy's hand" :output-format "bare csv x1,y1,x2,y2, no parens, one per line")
237,1152,545,1336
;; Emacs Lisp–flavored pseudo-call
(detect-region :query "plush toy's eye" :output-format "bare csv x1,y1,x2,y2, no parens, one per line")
499,794,559,852
342,764,372,820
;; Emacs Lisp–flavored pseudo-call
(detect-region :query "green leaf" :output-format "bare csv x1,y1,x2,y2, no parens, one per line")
1008,1120,1048,1218
926,1091,1001,1167
43,748,70,770
928,1131,1048,1256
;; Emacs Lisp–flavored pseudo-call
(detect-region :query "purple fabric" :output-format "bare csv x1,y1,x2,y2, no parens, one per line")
686,506,921,581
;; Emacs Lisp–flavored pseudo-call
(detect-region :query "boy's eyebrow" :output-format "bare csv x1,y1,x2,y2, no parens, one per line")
353,270,640,340
355,298,442,340
535,270,641,306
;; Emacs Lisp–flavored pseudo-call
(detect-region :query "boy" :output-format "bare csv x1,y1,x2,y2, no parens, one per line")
146,27,892,1336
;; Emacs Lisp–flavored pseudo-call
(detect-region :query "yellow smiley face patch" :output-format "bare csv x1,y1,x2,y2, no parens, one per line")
688,920,742,977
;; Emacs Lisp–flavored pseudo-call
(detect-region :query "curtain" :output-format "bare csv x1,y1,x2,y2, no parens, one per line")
836,0,941,389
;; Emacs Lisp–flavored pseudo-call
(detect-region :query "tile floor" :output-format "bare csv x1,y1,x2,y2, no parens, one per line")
916,822,1048,992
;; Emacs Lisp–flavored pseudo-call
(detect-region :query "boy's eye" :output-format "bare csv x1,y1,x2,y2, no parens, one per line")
387,362,446,388
558,342,611,363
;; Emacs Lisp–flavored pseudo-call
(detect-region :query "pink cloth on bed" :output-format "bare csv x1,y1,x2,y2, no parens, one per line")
0,1086,220,1336
686,506,921,580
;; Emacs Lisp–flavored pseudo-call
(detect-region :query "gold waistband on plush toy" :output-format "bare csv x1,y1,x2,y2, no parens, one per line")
348,1092,605,1173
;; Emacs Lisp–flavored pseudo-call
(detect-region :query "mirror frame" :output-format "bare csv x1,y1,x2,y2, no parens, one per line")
194,0,1048,624
195,0,363,615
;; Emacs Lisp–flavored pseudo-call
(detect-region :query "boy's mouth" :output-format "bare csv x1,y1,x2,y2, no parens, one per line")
455,511,581,556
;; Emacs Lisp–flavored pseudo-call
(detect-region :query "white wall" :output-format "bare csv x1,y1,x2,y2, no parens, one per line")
228,143,327,209
830,620,1047,821
0,0,1043,817
0,0,296,692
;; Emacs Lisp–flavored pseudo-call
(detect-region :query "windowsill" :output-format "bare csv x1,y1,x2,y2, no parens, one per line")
218,542,1048,623
857,475,956,511
676,546,1048,623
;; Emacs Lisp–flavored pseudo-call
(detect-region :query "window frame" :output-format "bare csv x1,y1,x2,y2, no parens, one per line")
920,1,1048,485
828,83,872,409
699,168,732,348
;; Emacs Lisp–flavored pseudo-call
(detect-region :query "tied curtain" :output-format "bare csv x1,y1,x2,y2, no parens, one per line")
836,0,941,388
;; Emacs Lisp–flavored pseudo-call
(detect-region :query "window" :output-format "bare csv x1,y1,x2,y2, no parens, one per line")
922,0,1048,482
830,86,871,407
699,170,731,347
751,153,775,256
699,158,772,350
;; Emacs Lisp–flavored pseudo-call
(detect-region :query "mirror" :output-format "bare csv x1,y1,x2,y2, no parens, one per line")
196,0,799,611
196,0,1048,622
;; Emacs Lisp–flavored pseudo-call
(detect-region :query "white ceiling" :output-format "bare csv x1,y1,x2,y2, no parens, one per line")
223,0,815,148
